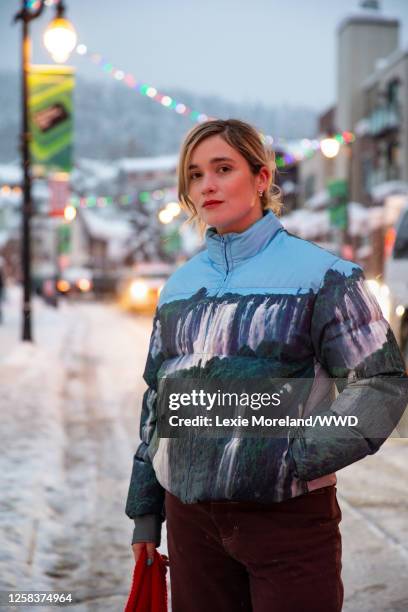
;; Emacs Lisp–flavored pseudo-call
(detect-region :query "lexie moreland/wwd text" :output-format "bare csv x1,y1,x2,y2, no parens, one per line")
167,413,359,428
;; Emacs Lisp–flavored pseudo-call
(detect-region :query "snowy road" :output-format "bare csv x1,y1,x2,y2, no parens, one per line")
0,294,161,610
0,292,407,611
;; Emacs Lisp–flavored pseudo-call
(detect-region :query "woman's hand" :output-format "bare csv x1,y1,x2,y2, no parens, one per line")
132,541,156,565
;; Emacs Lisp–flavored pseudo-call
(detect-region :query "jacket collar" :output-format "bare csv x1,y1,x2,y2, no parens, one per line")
205,210,283,266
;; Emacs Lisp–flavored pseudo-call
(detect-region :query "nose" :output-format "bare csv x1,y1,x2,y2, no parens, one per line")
201,174,217,195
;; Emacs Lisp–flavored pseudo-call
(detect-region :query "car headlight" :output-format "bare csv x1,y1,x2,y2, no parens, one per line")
130,280,148,302
365,279,391,322
57,279,70,293
77,278,92,292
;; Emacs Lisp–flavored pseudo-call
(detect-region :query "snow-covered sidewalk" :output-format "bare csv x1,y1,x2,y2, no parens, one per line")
0,288,75,587
0,293,161,610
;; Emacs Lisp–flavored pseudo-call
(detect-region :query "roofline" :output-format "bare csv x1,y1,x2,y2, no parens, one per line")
338,14,399,35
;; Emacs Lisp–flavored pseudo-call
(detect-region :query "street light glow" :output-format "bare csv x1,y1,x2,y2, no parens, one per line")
166,202,181,217
43,17,78,63
158,209,173,224
130,281,149,301
76,44,87,55
64,205,77,222
320,138,341,159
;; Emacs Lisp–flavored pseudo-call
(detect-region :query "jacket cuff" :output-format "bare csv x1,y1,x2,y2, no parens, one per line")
132,514,162,546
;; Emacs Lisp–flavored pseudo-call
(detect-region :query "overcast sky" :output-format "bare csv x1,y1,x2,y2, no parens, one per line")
1,0,407,110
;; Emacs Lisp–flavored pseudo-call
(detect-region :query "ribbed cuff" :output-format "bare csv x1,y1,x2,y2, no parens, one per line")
132,514,162,546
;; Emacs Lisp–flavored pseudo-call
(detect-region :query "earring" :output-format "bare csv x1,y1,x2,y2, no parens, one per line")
258,190,264,197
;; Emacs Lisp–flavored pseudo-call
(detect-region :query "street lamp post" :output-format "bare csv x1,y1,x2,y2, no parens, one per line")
14,1,77,341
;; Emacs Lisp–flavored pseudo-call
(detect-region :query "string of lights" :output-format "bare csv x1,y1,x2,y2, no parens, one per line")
67,186,177,209
73,43,355,167
0,185,177,211
25,0,59,10
74,43,211,125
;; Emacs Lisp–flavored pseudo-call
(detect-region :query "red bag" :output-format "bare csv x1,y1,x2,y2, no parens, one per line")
124,548,168,612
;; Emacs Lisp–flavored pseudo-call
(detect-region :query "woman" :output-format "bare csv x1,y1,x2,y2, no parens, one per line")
126,119,406,611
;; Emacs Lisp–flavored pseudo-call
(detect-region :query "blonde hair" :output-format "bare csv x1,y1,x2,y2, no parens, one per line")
178,119,282,233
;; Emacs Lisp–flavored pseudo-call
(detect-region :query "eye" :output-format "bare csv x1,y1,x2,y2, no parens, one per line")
218,165,231,174
189,171,202,181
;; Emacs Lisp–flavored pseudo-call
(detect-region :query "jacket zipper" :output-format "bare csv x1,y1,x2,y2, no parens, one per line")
222,235,230,280
215,236,230,296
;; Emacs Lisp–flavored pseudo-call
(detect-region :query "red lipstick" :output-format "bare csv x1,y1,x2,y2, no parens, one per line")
203,199,223,208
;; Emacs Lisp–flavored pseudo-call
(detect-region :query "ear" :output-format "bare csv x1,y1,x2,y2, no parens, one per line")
257,166,271,192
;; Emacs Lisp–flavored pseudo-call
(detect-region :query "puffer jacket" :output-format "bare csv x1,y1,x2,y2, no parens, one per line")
126,211,407,544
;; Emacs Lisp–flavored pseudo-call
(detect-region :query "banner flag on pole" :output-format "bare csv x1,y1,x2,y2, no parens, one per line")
327,179,348,230
28,65,75,173
48,173,70,217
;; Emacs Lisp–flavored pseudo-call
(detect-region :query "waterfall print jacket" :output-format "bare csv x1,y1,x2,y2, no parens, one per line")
126,211,407,544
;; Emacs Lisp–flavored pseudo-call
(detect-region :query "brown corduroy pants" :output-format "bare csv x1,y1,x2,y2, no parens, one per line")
166,485,343,612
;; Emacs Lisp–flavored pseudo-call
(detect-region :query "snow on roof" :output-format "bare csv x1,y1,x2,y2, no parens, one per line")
0,230,11,249
362,47,408,89
354,118,371,137
338,9,399,34
348,202,384,236
118,155,178,174
282,203,384,240
0,192,21,206
281,181,297,196
0,164,22,185
81,209,133,242
81,209,135,262
75,159,118,181
32,181,49,200
281,209,330,240
370,181,408,202
304,190,330,210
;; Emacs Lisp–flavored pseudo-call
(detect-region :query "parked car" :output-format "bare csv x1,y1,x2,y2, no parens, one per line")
117,262,173,313
384,203,408,364
57,266,93,297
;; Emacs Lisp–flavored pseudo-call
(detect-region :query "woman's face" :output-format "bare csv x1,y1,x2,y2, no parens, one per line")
187,135,269,234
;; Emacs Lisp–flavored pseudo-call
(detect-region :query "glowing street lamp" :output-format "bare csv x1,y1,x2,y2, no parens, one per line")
320,137,340,159
158,209,174,224
14,0,77,341
165,202,181,217
64,204,77,222
43,9,77,63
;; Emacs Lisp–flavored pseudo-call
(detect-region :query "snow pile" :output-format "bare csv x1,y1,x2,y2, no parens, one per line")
118,155,178,174
370,181,408,203
282,203,385,240
348,202,384,237
304,189,330,210
0,299,74,592
281,209,330,240
0,164,22,185
0,230,10,248
72,159,119,195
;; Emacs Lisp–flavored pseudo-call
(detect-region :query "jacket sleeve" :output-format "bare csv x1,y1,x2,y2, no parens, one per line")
125,311,166,531
289,259,408,481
